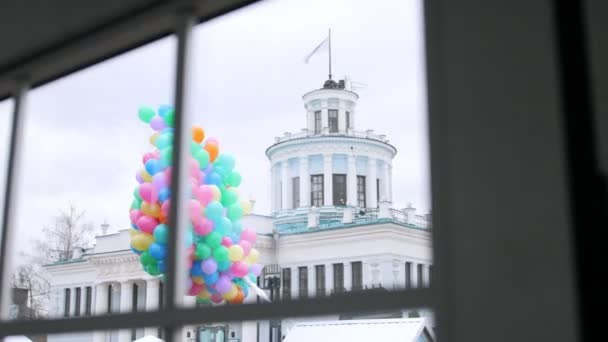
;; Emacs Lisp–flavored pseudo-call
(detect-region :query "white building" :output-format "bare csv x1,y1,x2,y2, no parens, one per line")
44,78,434,342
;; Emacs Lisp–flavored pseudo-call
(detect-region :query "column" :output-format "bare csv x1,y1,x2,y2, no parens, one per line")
323,153,333,206
281,160,289,210
118,281,134,342
325,263,333,294
69,287,77,316
271,165,277,212
80,286,87,316
347,155,357,206
388,163,393,202
338,108,347,132
412,263,420,288
344,263,352,291
382,161,390,202
308,265,316,298
144,278,160,337
321,104,328,131
93,283,109,342
299,156,309,207
291,268,298,299
367,158,378,208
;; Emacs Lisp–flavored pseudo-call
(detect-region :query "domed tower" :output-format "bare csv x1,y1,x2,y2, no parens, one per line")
266,78,397,215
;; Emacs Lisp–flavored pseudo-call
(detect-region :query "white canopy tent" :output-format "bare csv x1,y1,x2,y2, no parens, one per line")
283,318,435,342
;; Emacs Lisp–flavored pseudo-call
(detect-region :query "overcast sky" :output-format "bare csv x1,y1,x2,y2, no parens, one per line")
0,0,428,257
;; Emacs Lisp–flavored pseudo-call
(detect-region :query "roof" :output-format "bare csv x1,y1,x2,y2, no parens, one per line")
283,318,434,342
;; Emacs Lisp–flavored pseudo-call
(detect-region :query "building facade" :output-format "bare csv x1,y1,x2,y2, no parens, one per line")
44,78,433,342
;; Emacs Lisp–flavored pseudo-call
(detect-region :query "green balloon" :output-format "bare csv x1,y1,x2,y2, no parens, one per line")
194,149,210,169
226,171,242,187
217,259,231,272
138,107,155,123
163,109,174,127
133,187,141,200
205,232,222,249
196,297,211,305
213,246,229,262
194,242,211,260
221,188,238,207
140,251,154,266
131,198,141,210
146,262,160,276
227,203,243,221
161,147,173,166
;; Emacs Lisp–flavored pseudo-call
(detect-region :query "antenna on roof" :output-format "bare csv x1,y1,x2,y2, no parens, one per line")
344,75,367,92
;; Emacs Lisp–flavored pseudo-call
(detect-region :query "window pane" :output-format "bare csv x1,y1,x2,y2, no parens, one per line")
328,109,338,133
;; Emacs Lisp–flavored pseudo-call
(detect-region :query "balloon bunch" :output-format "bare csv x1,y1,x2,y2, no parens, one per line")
129,105,263,305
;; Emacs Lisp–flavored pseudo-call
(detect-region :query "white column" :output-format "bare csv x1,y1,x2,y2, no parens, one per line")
144,279,160,337
323,153,333,206
347,155,357,206
308,266,315,298
93,283,109,342
363,262,371,289
69,287,77,316
291,268,298,299
382,161,390,202
118,281,134,342
321,104,328,131
367,158,378,208
388,163,393,202
338,108,346,132
344,263,352,291
80,286,87,316
271,165,277,212
281,160,289,210
299,156,309,207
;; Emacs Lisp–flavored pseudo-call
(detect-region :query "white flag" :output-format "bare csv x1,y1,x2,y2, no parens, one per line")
304,36,329,63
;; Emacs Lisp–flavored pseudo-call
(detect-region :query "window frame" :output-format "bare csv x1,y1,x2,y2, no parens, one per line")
328,109,338,132
310,174,324,207
281,268,291,301
332,173,347,206
357,175,366,208
63,288,71,318
74,287,81,317
333,263,344,293
298,267,308,299
351,261,362,291
292,176,300,209
315,265,326,297
314,110,322,134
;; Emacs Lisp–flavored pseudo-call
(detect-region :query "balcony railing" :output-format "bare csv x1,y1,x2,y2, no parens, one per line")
272,128,391,145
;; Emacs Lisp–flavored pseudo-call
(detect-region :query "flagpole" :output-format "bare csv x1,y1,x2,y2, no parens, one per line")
328,28,332,80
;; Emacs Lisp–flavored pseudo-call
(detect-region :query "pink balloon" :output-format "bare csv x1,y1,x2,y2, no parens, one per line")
142,153,153,164
129,209,142,224
239,240,252,255
240,228,257,244
210,293,223,304
221,237,233,247
139,183,157,203
161,200,170,217
190,158,199,177
196,185,214,205
137,215,158,233
152,173,167,190
250,263,263,277
188,283,204,296
189,199,202,221
194,217,213,236
231,261,249,278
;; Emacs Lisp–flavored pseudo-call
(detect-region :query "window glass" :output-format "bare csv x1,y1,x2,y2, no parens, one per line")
315,265,326,296
298,266,308,298
332,174,347,206
311,174,324,206
328,109,338,132
314,111,322,134
333,263,344,293
357,175,366,208
282,268,291,300
292,177,300,209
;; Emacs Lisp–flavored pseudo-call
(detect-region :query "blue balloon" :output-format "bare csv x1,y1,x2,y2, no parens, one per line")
155,133,173,150
214,217,232,235
232,221,243,234
145,159,161,175
149,243,166,260
131,222,139,230
205,201,224,221
158,105,172,118
158,188,170,202
204,172,222,187
229,232,240,243
157,260,166,273
191,260,203,276
217,259,231,272
203,272,219,284
131,246,143,255
242,285,249,298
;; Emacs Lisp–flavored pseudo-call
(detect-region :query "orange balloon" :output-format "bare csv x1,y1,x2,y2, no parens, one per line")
204,143,219,162
192,126,205,144
230,287,244,304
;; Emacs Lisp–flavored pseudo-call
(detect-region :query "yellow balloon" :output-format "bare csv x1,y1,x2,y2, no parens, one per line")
147,203,161,218
129,229,138,238
131,232,154,251
240,199,252,215
228,245,244,262
192,276,205,285
141,169,152,182
150,132,160,145
223,284,238,300
245,248,259,264
198,288,211,300
210,185,221,201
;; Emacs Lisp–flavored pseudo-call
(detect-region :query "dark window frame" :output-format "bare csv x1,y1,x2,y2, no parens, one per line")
346,111,351,129
282,268,291,300
332,174,347,206
417,264,424,288
314,110,322,134
85,286,92,316
333,263,344,293
405,262,412,289
310,174,324,207
298,267,308,298
64,288,71,317
328,109,338,132
351,262,363,291
292,176,300,209
357,175,366,208
74,287,81,317
315,265,326,297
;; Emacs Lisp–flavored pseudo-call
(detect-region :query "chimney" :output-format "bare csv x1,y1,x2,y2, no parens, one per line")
100,220,109,235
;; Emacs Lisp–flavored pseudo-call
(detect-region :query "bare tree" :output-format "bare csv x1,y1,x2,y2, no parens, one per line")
10,264,51,319
33,204,96,263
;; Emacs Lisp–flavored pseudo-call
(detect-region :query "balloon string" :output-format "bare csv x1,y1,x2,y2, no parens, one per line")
244,276,272,303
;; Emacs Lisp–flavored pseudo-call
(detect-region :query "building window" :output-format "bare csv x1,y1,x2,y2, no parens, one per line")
132,283,139,312
332,174,347,206
405,262,412,289
85,286,92,316
310,174,324,207
346,111,351,129
376,178,380,206
357,175,366,207
315,265,326,296
429,265,433,287
107,285,112,314
328,109,338,132
417,264,424,288
333,263,344,293
74,288,81,317
314,110,322,134
351,262,363,291
298,267,308,298
292,177,300,209
282,268,291,300
64,288,71,317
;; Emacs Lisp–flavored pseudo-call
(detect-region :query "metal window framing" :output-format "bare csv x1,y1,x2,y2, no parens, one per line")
0,1,591,342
